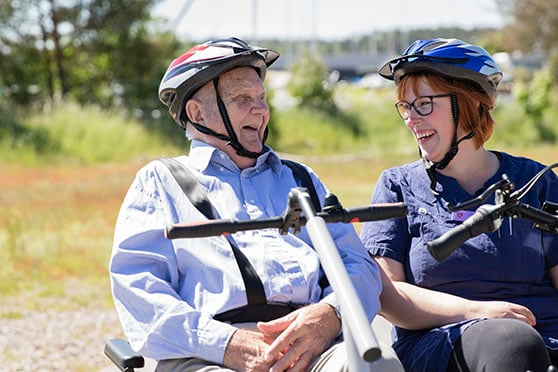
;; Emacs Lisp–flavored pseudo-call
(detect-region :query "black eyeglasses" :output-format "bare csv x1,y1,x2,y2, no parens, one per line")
394,94,452,120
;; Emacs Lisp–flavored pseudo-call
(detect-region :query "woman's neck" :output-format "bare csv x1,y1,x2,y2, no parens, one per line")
437,145,500,195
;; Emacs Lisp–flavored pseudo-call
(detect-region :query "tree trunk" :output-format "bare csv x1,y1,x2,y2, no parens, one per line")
48,0,69,97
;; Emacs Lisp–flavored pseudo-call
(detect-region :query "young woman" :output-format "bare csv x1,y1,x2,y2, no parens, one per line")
360,38,558,372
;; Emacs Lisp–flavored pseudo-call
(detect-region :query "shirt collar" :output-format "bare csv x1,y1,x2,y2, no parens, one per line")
188,140,283,175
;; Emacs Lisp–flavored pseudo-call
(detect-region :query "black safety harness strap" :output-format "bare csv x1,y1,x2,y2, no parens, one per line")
281,159,330,290
159,157,216,219
159,157,267,307
159,157,324,322
280,159,321,213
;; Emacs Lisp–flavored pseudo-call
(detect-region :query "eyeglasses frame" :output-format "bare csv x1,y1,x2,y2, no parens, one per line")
394,94,453,120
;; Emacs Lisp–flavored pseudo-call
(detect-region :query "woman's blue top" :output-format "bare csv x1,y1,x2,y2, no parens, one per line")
360,152,558,372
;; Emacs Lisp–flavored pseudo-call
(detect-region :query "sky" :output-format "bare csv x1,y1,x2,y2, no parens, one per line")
152,0,505,41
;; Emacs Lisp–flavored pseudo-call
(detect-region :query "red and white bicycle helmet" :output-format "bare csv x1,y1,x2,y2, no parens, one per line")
158,37,280,128
378,38,503,99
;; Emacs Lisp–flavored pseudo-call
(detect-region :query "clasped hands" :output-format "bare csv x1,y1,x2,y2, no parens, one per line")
223,302,341,372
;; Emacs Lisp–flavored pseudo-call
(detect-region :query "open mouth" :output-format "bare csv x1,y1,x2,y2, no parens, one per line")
415,129,435,141
242,118,264,132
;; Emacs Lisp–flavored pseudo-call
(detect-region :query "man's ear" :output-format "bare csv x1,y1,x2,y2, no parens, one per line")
185,99,203,124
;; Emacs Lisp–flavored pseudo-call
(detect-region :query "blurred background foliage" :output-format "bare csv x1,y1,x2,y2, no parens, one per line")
0,0,557,164
0,0,557,325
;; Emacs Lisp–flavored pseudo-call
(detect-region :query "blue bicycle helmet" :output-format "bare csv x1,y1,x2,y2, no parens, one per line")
379,38,503,194
378,38,503,99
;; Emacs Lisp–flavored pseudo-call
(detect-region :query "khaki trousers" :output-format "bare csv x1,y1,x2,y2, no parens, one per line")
156,322,403,372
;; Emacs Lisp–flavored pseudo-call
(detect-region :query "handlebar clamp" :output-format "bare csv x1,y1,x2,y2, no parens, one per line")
534,201,558,233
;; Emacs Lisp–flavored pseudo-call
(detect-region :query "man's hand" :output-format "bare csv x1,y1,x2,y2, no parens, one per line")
257,303,341,372
223,328,275,371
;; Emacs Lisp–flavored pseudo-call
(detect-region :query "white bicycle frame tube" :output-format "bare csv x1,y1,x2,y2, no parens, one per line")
292,188,381,370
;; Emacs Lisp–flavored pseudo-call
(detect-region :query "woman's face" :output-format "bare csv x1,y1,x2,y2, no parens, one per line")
399,79,455,163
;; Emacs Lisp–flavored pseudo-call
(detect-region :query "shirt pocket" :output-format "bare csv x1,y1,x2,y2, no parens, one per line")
406,206,460,285
496,217,546,282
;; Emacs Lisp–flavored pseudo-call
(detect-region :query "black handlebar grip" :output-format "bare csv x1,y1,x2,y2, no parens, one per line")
427,205,500,262
427,223,477,262
165,219,237,239
334,203,408,223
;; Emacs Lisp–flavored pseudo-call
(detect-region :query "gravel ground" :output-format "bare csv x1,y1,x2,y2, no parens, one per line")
0,307,392,372
0,279,149,372
0,306,125,371
0,278,392,372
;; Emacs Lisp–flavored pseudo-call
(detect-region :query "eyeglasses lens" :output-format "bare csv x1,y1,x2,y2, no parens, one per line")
395,97,434,119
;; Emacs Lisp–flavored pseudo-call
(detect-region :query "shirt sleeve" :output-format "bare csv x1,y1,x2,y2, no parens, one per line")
359,168,410,264
109,163,236,363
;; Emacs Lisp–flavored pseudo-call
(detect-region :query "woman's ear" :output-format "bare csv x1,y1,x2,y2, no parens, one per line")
476,100,484,117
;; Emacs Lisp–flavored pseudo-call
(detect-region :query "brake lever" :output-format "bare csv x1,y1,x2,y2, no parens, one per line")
446,175,515,212
279,189,305,235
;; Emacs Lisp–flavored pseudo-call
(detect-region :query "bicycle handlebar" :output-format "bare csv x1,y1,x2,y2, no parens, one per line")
166,202,408,239
427,164,558,262
427,204,504,262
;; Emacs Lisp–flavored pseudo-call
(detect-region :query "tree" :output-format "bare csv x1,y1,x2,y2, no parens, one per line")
0,0,179,117
513,68,556,142
287,49,338,115
0,0,88,104
287,49,363,135
496,0,558,80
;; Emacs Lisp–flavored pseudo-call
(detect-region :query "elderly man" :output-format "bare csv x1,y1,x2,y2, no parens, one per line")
109,37,402,371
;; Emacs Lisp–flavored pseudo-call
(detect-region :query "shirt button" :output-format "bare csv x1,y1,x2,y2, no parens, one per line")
418,207,427,215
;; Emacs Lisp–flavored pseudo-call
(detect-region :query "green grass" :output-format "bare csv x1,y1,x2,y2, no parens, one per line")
0,101,183,165
2,85,558,165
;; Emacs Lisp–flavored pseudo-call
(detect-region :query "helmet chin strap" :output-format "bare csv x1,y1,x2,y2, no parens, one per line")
186,78,266,160
421,94,475,195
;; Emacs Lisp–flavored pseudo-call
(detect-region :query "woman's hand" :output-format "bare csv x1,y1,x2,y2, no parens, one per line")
376,257,537,329
468,300,536,326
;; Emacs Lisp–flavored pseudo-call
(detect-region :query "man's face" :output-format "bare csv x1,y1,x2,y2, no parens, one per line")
198,67,270,156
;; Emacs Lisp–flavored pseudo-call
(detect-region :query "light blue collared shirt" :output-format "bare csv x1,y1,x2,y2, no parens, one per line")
110,140,381,363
